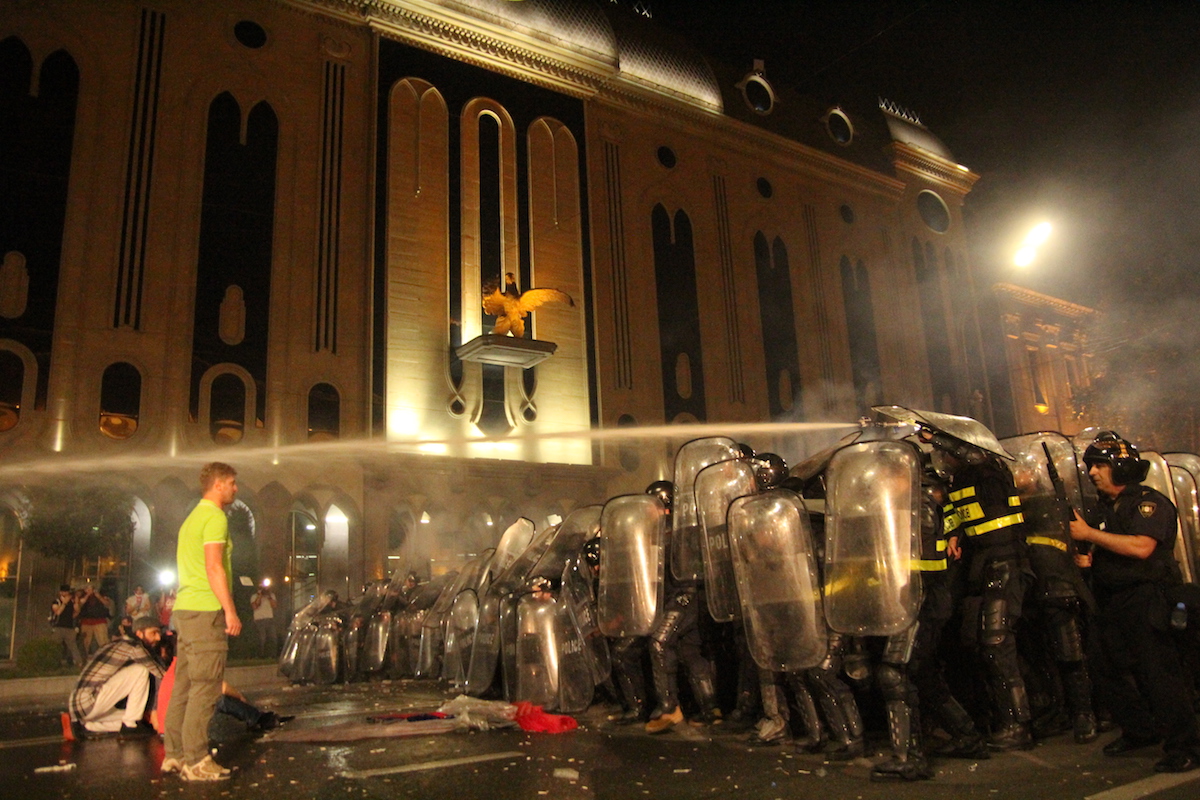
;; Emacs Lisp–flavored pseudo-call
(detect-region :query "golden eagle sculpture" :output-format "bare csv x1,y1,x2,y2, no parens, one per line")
482,272,574,338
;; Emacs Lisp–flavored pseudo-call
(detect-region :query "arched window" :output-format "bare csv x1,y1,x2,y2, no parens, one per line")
99,362,141,439
210,372,246,443
0,349,22,431
307,382,340,441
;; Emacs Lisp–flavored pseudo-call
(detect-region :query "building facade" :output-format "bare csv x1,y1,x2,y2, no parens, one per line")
0,0,988,657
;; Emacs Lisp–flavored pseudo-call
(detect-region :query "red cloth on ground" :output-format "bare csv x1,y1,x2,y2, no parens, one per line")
513,701,577,734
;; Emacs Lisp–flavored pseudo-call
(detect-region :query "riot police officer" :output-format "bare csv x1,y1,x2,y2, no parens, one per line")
644,480,722,733
585,535,650,724
1069,432,1200,773
926,429,1034,751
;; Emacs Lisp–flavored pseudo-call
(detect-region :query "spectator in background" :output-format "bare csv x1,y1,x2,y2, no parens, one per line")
50,584,83,668
250,580,278,658
157,586,176,629
126,584,153,619
77,584,113,655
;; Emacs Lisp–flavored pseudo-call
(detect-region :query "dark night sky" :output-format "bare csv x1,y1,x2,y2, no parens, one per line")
644,0,1200,316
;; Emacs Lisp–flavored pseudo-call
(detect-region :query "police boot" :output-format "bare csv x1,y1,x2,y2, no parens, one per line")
988,687,1033,752
821,693,865,761
791,684,826,754
871,700,932,781
645,706,683,734
928,698,990,759
687,677,723,727
1060,661,1098,744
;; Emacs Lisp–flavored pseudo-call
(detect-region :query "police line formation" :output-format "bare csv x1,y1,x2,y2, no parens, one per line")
278,405,1200,781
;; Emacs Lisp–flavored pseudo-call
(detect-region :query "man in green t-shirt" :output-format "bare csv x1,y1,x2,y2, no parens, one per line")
162,462,242,782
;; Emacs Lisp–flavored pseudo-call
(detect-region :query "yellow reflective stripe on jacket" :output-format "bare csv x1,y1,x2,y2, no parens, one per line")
957,502,984,522
943,507,962,534
936,538,947,552
949,486,976,502
917,558,949,572
1026,535,1067,552
1008,496,1022,507
965,512,1024,537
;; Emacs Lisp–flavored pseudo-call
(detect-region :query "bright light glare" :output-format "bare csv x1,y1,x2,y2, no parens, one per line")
157,569,175,587
1014,221,1053,267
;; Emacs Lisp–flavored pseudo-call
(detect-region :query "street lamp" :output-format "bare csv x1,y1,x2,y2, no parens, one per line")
1014,221,1052,267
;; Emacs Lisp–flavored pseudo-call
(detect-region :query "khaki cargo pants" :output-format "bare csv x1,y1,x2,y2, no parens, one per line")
164,610,227,765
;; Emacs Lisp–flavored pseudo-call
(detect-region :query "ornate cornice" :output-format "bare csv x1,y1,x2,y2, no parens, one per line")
886,142,979,195
992,282,1098,320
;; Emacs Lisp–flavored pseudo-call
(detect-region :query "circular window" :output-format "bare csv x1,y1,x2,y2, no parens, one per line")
740,75,776,115
234,20,268,49
824,108,853,146
839,204,855,224
917,190,951,233
656,146,677,169
756,177,773,199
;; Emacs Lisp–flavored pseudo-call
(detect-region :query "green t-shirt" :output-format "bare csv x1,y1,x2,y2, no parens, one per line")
174,499,232,612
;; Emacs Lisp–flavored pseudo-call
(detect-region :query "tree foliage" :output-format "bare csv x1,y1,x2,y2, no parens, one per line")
21,483,136,564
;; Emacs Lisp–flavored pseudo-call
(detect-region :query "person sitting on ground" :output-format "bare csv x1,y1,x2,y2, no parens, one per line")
64,616,167,739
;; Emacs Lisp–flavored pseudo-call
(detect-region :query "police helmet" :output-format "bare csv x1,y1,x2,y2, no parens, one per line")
753,452,788,490
1082,431,1150,485
582,536,601,570
923,429,989,466
645,480,674,512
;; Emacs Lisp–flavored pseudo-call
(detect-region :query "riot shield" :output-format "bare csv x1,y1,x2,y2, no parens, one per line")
1144,451,1195,583
554,594,595,713
696,459,757,621
873,405,1013,460
499,593,521,700
1169,464,1200,584
442,589,480,690
1071,427,1104,522
561,555,611,686
824,440,922,636
487,518,536,582
1167,453,1200,579
417,569,468,678
672,437,741,582
728,488,825,671
598,494,666,637
387,574,452,678
529,506,602,582
312,615,344,684
514,593,558,707
492,524,559,596
1002,431,1082,544
465,590,504,696
290,624,319,683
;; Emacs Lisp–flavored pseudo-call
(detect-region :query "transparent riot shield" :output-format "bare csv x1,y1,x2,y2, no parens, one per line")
291,624,319,683
672,437,741,582
416,569,467,678
824,440,921,636
528,506,602,582
442,589,480,690
487,518,536,582
514,593,558,707
1167,453,1200,579
1144,451,1195,583
499,593,521,700
1071,427,1104,522
728,489,825,671
1169,464,1200,584
554,595,595,713
492,524,559,596
387,574,452,679
465,590,504,696
873,405,1013,460
312,615,344,684
1002,431,1082,543
561,555,611,686
598,494,666,637
696,459,757,621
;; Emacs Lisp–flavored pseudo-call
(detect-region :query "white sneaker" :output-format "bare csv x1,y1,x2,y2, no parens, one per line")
160,757,182,775
180,755,231,782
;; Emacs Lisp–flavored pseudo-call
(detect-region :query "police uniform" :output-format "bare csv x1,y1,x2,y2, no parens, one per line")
1089,483,1200,765
949,458,1033,749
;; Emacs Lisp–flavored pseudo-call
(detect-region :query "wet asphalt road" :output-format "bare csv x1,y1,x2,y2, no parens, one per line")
3,678,1200,800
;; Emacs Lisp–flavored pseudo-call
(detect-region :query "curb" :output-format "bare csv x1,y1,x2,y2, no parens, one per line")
0,663,286,708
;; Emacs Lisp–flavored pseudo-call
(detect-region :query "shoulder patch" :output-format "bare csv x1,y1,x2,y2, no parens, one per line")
1138,501,1157,518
